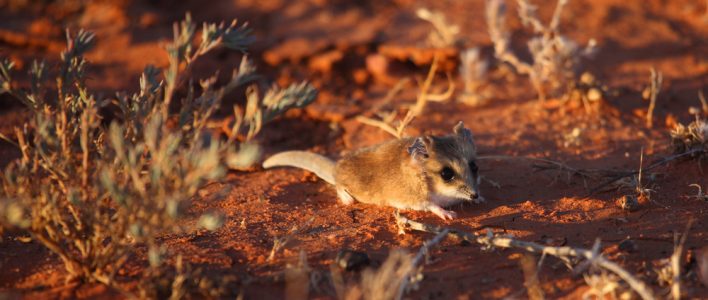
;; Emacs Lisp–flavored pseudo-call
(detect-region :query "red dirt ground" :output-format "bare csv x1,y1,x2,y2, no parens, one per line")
0,0,707,299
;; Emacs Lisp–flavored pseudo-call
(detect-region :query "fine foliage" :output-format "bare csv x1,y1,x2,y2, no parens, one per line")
0,13,316,293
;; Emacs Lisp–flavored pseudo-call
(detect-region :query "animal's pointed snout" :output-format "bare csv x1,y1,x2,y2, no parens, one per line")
470,192,479,200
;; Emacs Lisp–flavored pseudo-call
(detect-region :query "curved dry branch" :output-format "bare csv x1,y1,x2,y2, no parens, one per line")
394,213,655,300
395,228,450,300
356,116,400,138
424,72,456,102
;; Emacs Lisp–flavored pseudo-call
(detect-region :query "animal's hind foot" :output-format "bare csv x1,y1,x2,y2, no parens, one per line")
337,187,355,205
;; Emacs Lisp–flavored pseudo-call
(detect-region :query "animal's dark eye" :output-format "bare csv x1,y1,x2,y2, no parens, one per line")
468,161,478,172
440,167,455,181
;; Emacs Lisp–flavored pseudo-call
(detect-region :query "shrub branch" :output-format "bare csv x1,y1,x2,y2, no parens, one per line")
394,212,655,300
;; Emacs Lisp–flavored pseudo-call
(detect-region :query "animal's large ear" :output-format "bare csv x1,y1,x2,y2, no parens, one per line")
453,121,474,145
407,136,432,161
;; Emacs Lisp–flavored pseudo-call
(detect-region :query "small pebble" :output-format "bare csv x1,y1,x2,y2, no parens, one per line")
580,72,595,85
618,239,638,253
618,195,639,212
586,88,603,102
336,249,370,271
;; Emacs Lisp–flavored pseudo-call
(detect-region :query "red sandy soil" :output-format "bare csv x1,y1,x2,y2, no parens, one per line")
0,0,707,299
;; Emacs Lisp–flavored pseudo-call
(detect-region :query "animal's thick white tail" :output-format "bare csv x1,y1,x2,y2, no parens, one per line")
262,151,336,185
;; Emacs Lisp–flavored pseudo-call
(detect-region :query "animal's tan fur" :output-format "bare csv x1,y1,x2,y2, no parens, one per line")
262,122,480,220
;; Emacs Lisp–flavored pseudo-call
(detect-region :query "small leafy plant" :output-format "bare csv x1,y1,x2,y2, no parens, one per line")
0,13,316,294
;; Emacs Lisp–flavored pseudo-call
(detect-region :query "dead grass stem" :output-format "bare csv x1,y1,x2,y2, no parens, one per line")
268,216,315,262
520,253,545,300
645,68,663,128
670,219,693,300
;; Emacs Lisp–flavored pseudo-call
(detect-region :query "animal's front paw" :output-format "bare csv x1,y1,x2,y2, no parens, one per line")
438,210,457,220
428,204,457,221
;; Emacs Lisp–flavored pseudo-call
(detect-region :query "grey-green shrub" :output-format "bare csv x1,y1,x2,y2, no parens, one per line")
0,13,316,294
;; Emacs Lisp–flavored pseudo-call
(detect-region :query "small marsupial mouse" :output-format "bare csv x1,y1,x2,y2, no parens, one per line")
262,121,481,220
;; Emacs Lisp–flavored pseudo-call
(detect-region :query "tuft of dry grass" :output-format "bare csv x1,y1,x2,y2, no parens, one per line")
346,249,414,300
485,0,597,101
416,8,460,48
137,255,238,299
582,272,630,300
458,47,491,106
670,118,707,158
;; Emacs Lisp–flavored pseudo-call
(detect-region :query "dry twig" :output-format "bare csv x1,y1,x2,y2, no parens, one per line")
357,54,454,139
268,216,315,262
395,228,450,300
478,155,620,187
688,184,708,201
588,148,704,195
394,212,655,300
355,116,399,138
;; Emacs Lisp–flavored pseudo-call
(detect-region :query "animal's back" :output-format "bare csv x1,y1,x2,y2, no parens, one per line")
333,138,429,209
